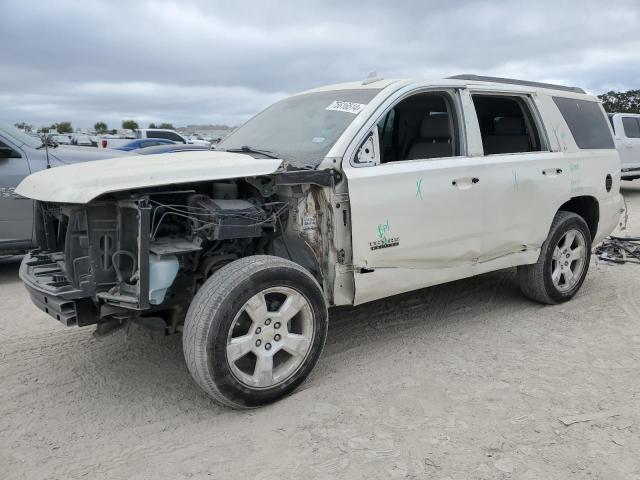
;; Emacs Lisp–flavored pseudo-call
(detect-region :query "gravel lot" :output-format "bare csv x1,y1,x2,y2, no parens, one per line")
2,185,640,480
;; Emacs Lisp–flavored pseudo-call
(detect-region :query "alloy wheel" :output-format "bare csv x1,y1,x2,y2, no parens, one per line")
226,287,314,389
551,228,587,293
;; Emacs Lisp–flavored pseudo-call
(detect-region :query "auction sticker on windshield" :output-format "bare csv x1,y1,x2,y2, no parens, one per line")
326,101,366,114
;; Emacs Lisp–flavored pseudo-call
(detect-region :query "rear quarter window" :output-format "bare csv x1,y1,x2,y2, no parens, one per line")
552,97,614,149
622,117,640,138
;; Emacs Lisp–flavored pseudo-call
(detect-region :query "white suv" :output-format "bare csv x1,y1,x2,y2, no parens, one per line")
17,75,623,408
609,113,640,179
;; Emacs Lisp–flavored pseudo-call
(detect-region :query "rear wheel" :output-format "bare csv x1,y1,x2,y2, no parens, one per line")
183,255,328,408
518,211,592,304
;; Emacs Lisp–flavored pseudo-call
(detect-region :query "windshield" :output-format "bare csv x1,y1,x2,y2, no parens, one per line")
0,123,43,149
217,88,382,167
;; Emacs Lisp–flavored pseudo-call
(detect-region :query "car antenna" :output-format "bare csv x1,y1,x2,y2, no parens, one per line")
42,132,52,169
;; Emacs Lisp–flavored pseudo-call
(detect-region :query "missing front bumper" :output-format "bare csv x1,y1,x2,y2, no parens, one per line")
20,251,97,326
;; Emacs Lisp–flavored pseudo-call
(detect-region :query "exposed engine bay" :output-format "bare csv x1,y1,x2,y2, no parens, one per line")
22,174,339,332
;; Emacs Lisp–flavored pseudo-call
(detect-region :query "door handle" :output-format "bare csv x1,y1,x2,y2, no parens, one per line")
542,168,563,176
452,177,480,189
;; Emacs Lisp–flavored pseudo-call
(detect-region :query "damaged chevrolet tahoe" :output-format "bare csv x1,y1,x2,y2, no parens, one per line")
17,75,623,408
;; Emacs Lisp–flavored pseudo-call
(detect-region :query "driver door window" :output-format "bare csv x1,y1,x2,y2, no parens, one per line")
373,92,459,164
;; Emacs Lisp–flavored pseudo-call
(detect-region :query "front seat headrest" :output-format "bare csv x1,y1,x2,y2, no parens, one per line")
420,115,450,139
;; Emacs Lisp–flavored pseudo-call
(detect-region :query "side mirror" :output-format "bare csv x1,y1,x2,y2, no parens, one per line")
0,146,20,159
354,126,380,166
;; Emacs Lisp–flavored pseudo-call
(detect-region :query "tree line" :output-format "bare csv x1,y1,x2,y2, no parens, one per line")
597,90,640,114
94,121,175,134
15,120,175,134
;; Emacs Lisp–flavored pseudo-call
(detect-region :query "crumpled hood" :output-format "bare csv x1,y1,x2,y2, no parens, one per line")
16,150,283,204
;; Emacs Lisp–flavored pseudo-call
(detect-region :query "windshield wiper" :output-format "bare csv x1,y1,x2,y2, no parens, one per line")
225,146,279,159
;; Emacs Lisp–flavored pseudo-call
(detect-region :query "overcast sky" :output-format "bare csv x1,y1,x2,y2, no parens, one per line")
1,0,639,129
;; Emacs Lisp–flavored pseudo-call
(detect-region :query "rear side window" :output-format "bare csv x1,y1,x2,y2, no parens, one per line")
552,97,614,149
471,94,543,155
622,117,640,138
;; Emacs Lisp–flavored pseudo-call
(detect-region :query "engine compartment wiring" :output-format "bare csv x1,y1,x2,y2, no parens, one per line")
148,198,288,240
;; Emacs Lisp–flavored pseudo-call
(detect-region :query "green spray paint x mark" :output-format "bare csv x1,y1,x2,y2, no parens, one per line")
416,178,423,199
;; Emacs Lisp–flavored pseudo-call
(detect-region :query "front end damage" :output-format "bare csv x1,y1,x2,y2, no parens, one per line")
20,171,339,333
23,199,165,327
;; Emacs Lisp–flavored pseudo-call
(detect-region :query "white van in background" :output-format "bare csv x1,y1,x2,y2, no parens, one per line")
610,113,640,179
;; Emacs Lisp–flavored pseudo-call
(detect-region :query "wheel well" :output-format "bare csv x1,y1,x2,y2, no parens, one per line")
559,196,599,240
266,234,323,284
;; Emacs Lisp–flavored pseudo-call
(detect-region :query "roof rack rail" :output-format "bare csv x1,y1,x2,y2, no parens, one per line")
447,74,586,94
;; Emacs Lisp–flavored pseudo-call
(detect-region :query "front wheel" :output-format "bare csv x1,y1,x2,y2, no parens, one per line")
518,211,592,304
183,255,328,408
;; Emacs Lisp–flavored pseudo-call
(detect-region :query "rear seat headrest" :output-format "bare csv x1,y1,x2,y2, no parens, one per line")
494,117,525,135
420,114,450,139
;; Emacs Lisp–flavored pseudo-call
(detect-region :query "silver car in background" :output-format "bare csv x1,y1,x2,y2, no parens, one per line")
0,124,129,255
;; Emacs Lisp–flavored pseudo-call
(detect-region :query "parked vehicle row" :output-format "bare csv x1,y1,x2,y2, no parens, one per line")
100,128,213,149
44,133,99,147
15,75,623,408
50,134,72,145
71,134,95,147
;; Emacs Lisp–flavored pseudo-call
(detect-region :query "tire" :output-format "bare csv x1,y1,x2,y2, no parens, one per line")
518,211,592,305
183,255,328,408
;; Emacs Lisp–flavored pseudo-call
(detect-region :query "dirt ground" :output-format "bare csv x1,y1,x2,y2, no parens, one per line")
1,186,640,480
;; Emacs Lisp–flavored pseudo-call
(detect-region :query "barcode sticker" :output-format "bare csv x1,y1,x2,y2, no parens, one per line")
325,101,366,115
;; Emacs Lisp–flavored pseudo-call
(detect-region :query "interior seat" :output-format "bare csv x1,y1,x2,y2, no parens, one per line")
406,115,452,160
483,117,531,154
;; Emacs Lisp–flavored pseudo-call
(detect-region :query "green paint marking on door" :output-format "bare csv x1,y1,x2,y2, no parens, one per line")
377,220,390,239
416,178,423,199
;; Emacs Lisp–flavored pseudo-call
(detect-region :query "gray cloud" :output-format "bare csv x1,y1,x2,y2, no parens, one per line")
1,0,638,128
